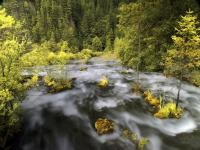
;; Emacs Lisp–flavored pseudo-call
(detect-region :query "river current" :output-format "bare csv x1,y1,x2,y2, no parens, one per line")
21,58,200,150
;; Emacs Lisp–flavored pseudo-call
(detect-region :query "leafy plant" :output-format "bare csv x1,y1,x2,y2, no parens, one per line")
154,102,183,119
44,76,72,93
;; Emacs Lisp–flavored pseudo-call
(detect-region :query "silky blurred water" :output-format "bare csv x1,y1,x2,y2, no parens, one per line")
21,58,200,150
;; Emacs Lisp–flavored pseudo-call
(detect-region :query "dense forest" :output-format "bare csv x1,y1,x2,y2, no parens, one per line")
0,0,200,150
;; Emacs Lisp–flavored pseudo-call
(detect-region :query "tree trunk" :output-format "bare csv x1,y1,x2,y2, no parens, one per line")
176,80,181,109
136,21,141,85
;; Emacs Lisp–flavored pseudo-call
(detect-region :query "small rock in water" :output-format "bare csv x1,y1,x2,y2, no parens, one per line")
95,118,114,135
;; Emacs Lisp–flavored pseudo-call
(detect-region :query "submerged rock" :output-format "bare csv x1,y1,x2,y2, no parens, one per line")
95,118,114,135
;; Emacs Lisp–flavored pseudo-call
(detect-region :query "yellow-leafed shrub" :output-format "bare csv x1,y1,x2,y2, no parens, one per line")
24,75,39,89
144,90,160,107
154,103,183,119
44,76,72,93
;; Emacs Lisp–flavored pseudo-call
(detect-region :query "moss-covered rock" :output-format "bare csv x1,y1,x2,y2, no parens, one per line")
154,103,183,119
122,129,149,150
44,76,72,93
98,76,109,88
138,138,149,150
95,118,114,135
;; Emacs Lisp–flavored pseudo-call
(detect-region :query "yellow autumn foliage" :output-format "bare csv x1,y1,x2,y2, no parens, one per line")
98,76,109,88
95,118,114,135
154,103,183,119
144,90,160,107
44,76,72,93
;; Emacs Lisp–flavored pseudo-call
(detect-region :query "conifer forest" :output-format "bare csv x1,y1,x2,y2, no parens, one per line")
0,0,200,150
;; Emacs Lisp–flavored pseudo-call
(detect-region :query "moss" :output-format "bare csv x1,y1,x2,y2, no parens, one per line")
122,129,149,150
138,138,149,150
95,118,114,135
120,70,129,74
44,76,72,93
98,76,109,88
23,75,39,89
154,102,183,119
144,90,160,107
79,66,88,71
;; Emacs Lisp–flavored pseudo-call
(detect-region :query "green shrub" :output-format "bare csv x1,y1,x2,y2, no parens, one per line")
44,76,72,93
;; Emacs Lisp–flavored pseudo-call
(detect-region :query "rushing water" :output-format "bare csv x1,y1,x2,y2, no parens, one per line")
21,58,200,150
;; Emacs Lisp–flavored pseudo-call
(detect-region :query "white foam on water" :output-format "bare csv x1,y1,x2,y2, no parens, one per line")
94,98,119,109
119,112,197,136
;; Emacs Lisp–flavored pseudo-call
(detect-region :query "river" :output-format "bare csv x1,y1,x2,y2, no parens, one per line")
20,57,200,150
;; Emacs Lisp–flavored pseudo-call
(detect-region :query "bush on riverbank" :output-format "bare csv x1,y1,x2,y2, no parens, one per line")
22,43,102,67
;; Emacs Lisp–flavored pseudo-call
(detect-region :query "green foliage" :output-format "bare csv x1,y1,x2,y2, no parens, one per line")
44,76,72,93
116,0,200,71
0,7,34,148
91,36,103,51
3,0,128,50
24,75,39,89
164,10,200,81
21,42,101,67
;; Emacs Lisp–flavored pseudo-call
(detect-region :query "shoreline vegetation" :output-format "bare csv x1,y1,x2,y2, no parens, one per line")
0,0,200,149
